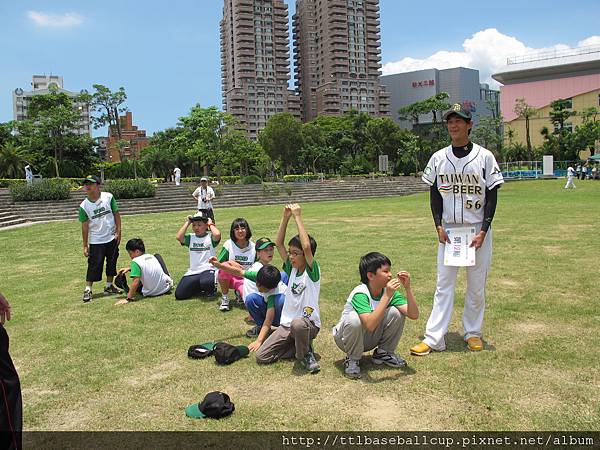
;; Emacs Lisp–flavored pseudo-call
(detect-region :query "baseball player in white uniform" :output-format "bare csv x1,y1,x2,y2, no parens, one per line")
411,103,504,355
564,166,576,189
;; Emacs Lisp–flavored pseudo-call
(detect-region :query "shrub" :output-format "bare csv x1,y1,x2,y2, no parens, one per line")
103,179,156,199
0,179,26,188
283,174,319,182
181,176,241,185
241,175,262,185
10,179,72,202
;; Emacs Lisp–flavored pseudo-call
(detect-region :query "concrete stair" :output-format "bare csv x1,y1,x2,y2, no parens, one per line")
0,177,428,224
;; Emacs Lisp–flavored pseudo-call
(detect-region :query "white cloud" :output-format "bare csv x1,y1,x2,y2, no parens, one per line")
27,11,84,27
382,29,600,88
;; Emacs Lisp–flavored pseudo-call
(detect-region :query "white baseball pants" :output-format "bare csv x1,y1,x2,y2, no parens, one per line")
423,223,492,351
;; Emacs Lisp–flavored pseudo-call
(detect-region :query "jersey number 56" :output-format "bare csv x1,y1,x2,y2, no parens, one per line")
465,199,482,209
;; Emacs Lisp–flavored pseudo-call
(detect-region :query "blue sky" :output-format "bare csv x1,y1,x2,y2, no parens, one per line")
1,0,599,136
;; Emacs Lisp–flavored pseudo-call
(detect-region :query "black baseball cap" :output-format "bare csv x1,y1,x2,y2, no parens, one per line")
213,342,250,365
443,103,472,121
185,391,235,419
82,175,100,184
255,237,275,251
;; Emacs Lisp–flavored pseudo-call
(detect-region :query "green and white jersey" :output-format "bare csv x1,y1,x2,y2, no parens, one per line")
130,254,173,297
280,259,321,328
183,233,219,277
242,261,263,299
78,191,119,244
340,283,407,321
243,267,286,308
422,144,504,225
217,239,256,270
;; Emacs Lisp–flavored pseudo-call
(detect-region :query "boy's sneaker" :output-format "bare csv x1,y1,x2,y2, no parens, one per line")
344,357,361,379
234,290,244,307
301,351,320,373
372,348,407,368
82,290,92,303
219,296,230,311
103,285,121,295
245,325,259,338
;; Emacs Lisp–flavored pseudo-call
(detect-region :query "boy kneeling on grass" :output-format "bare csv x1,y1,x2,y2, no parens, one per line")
114,238,173,305
333,252,419,379
255,204,321,373
209,258,286,352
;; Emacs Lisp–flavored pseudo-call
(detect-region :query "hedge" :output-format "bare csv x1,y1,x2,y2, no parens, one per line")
181,176,241,184
241,175,262,185
103,179,156,199
10,179,72,202
283,174,320,182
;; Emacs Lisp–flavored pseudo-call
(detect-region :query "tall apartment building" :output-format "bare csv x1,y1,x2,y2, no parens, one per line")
220,0,300,140
292,0,390,122
12,75,91,136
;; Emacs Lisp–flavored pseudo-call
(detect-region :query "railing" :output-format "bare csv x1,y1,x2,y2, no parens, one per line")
507,45,600,65
500,160,579,179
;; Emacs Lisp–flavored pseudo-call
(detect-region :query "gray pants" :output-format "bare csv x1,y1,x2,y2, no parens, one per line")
256,317,319,364
333,307,405,360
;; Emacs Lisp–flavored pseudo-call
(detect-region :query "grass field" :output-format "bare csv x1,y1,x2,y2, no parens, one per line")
1,179,599,431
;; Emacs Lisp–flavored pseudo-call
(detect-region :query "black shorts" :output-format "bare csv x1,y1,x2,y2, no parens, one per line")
86,239,119,282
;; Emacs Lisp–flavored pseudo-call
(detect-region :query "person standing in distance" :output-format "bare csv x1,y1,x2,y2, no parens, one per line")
192,177,216,222
24,164,33,185
410,103,504,356
173,167,181,186
564,165,576,189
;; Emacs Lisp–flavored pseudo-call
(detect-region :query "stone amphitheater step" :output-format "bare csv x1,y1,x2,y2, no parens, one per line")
0,178,428,223
0,217,27,228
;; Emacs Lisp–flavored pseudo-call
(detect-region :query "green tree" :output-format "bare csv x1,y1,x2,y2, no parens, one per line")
0,142,26,178
398,92,451,128
83,84,128,140
258,113,303,175
513,98,537,157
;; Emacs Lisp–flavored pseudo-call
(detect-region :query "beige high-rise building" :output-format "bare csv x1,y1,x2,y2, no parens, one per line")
293,0,390,122
221,0,300,139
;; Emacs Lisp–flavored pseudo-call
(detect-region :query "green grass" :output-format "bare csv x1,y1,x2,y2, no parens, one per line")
1,179,599,431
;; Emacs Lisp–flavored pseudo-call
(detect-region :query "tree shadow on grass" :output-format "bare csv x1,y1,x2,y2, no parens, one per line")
331,357,416,383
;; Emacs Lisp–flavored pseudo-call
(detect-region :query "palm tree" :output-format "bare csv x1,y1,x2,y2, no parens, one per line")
0,142,25,178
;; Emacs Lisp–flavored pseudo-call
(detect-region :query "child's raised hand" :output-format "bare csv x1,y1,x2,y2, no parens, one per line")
283,204,293,218
207,218,214,226
397,271,411,289
385,278,402,298
288,203,301,216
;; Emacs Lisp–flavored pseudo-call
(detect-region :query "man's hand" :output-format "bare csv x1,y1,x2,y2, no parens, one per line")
288,203,301,217
0,293,12,325
248,341,261,352
470,231,487,250
385,278,402,298
115,298,129,306
207,218,214,227
437,226,450,244
83,246,89,258
397,271,411,289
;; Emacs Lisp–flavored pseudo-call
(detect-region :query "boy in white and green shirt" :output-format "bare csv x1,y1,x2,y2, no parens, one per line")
255,204,321,373
333,252,419,378
79,175,121,303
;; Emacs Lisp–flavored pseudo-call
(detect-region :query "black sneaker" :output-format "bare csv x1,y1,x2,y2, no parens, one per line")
103,285,122,295
82,290,92,303
234,290,245,307
301,351,320,373
245,325,260,338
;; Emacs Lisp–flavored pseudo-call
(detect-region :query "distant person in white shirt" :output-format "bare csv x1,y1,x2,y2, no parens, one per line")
24,164,33,185
192,177,216,222
173,167,181,186
564,166,576,189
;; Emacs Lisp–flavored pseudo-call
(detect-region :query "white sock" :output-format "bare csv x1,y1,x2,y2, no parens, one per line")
85,286,92,292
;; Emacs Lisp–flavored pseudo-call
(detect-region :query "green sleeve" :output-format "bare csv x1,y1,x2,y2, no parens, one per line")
306,259,320,282
217,247,229,263
283,259,292,276
211,234,220,247
130,261,142,278
78,207,89,223
183,234,191,247
266,294,276,309
389,291,408,307
351,293,372,315
244,271,258,282
110,196,119,213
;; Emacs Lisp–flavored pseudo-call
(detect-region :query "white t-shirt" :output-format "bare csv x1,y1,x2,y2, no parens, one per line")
279,259,321,328
243,265,287,305
192,186,215,210
130,254,173,297
218,239,256,270
183,233,219,276
338,284,407,322
422,144,504,225
78,192,119,244
174,168,181,178
567,166,575,177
